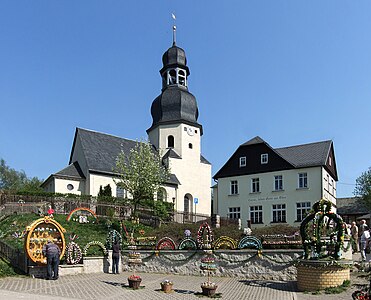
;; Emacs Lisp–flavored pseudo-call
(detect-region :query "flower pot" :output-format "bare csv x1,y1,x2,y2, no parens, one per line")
160,283,173,293
128,278,142,289
201,285,218,297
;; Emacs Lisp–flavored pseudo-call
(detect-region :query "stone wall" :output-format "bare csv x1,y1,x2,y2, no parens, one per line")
122,249,302,281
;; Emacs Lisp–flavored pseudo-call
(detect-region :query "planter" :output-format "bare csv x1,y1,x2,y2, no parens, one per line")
201,285,218,297
160,283,173,293
296,259,352,291
128,278,142,289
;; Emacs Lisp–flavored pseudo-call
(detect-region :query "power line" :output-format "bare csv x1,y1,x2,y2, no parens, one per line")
338,182,356,186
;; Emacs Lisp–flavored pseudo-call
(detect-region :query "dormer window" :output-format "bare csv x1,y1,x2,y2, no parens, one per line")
261,153,268,164
167,135,174,148
239,156,246,167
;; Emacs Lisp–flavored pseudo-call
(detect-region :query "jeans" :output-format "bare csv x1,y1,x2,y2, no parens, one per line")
361,241,368,261
47,253,60,279
112,256,119,274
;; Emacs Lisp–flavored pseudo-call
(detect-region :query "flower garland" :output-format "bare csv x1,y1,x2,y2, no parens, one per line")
178,237,198,250
197,222,213,249
83,241,108,256
66,207,97,223
156,237,177,250
237,236,262,250
66,241,82,265
105,229,122,250
300,199,345,260
213,236,237,250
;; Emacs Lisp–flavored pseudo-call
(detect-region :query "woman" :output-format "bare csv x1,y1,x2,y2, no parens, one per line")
112,241,121,274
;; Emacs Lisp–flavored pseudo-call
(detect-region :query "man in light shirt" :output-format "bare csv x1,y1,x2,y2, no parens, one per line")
360,227,370,262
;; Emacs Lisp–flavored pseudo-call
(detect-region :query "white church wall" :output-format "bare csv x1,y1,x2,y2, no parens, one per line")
54,178,84,195
88,173,119,197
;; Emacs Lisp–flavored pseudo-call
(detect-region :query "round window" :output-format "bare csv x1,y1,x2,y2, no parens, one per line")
67,184,74,191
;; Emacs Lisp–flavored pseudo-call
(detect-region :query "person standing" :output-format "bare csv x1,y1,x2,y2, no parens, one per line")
360,227,370,262
112,241,121,274
351,221,359,252
42,240,61,280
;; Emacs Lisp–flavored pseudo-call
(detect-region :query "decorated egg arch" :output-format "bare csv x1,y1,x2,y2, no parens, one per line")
24,216,66,265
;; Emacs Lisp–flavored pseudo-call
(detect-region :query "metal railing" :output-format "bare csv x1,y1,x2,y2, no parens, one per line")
0,240,29,274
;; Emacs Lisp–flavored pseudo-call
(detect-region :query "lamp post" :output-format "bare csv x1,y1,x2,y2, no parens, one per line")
172,197,175,221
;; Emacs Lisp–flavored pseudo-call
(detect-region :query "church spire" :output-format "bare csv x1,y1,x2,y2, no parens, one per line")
172,13,177,46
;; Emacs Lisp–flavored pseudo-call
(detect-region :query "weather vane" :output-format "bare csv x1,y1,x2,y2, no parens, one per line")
172,13,176,46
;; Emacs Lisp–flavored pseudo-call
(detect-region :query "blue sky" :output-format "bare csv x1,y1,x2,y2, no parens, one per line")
0,1,370,198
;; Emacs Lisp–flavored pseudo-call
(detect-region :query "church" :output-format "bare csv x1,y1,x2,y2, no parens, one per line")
41,36,212,217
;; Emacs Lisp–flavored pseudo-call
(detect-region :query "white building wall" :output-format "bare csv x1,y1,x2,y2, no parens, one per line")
322,168,337,208
88,173,119,197
54,178,85,195
216,167,325,227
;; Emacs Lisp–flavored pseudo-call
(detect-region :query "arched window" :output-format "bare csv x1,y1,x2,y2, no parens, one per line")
157,188,167,202
168,70,176,85
168,135,174,148
178,70,186,86
189,143,193,149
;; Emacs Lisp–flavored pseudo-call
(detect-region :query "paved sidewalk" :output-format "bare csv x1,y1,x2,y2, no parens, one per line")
0,253,365,300
0,272,297,300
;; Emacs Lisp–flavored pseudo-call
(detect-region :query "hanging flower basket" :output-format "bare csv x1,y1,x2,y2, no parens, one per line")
201,282,218,297
128,275,142,289
160,280,173,293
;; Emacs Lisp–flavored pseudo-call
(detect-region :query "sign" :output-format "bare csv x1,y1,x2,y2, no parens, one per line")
194,198,199,204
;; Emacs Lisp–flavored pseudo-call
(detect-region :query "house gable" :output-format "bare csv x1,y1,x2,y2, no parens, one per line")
324,142,338,181
213,137,294,179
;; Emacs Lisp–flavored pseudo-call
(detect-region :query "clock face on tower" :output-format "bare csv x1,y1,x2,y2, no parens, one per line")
186,127,194,136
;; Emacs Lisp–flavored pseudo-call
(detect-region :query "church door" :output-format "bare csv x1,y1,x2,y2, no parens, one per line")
183,193,193,221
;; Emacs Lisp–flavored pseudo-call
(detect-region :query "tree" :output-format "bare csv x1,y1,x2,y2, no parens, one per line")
115,141,170,217
354,167,371,208
0,158,43,192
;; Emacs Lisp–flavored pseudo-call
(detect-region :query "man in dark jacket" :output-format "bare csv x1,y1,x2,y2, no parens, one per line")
42,240,61,280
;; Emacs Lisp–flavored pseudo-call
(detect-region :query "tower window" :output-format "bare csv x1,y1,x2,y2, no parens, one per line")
178,70,186,86
189,143,193,149
168,70,176,85
168,135,174,148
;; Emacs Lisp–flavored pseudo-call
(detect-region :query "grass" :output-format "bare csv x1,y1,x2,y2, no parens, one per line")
0,258,20,277
324,280,351,294
304,280,352,295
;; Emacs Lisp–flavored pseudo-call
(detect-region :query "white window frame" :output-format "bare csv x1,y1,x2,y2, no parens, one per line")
250,205,263,224
296,202,311,222
239,156,246,167
228,207,241,219
272,204,286,223
261,153,268,164
298,173,308,189
230,180,238,195
274,175,283,191
251,178,260,193
116,186,127,198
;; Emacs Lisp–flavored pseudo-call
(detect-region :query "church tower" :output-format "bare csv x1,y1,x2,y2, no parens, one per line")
147,31,211,218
